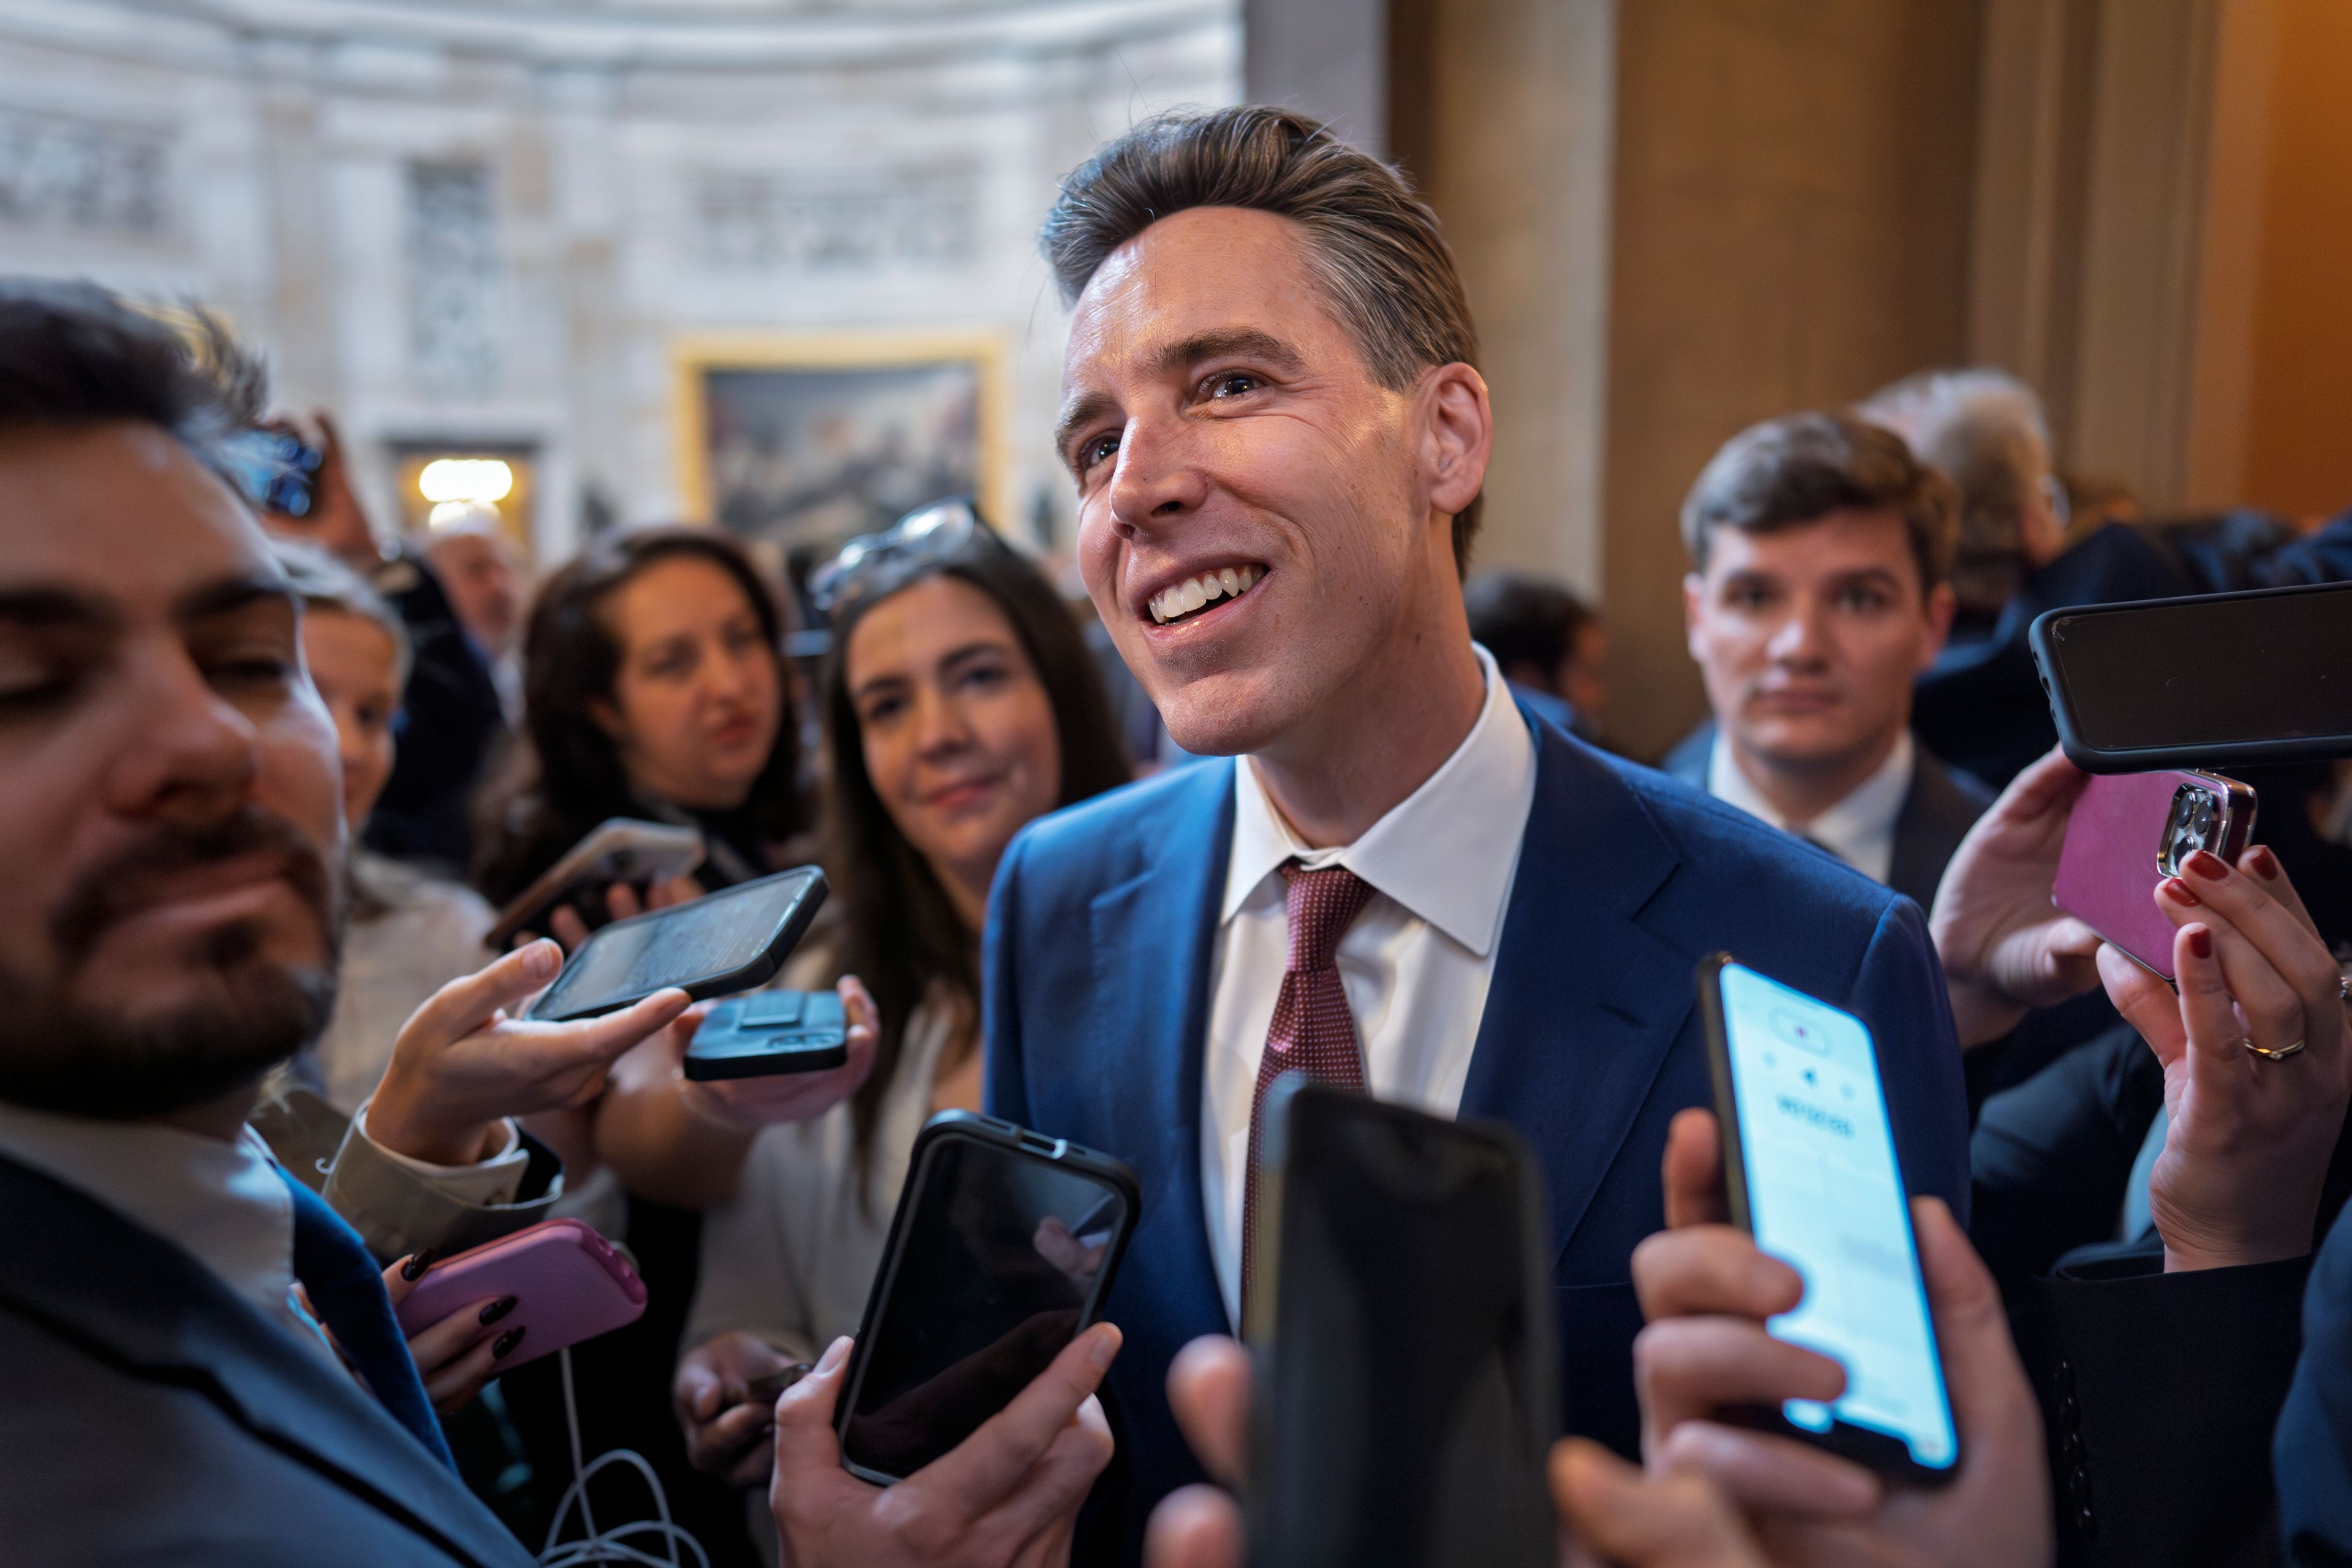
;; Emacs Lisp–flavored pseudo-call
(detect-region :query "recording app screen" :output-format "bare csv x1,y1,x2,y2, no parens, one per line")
539,871,811,1016
843,1137,1126,1477
1719,963,1957,1469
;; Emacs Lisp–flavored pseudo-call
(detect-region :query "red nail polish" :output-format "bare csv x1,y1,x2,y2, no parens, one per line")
2185,850,2228,881
2164,879,2202,908
2188,928,2213,960
2248,846,2281,881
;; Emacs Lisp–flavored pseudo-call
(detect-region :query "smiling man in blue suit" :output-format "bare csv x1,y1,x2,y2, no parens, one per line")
986,105,1969,1553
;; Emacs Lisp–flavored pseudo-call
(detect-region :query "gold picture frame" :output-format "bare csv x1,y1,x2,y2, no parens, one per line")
670,330,1010,550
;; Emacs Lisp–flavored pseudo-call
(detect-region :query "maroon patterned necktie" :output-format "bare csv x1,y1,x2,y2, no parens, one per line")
1240,860,1379,1320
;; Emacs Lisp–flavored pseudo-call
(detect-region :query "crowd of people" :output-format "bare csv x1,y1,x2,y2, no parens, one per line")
2,102,2350,1568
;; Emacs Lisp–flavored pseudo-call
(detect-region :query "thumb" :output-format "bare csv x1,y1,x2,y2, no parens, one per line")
2100,943,2185,1068
772,1335,852,1478
1662,1107,1729,1229
409,941,564,1045
1552,1439,1762,1568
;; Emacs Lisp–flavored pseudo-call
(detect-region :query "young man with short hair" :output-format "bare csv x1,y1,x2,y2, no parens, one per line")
984,107,1970,1554
1665,411,1991,914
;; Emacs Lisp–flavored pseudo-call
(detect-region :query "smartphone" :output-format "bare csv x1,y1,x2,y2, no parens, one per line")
2029,579,2352,773
835,1112,1139,1484
227,426,325,518
527,867,827,1022
391,1219,646,1368
2052,769,2256,981
1244,1078,1556,1568
684,989,848,1080
1697,954,1960,1486
484,818,707,950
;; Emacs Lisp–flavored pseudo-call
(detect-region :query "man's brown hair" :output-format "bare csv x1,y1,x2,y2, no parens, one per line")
1679,412,1959,595
1039,105,1484,573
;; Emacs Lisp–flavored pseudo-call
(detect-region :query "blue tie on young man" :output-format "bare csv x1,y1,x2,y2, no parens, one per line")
982,107,1970,1559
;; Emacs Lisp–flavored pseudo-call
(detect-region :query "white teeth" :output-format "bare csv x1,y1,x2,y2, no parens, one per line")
1150,566,1264,624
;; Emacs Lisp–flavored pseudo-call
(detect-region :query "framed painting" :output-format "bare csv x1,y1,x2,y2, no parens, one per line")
671,331,1008,556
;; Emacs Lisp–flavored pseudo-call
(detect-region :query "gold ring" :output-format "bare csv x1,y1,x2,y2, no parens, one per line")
2245,1036,2307,1061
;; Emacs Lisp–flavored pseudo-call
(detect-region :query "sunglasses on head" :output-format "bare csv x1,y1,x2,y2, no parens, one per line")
808,498,1000,614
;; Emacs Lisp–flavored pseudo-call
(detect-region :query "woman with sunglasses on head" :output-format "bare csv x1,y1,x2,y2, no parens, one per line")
657,503,1131,1502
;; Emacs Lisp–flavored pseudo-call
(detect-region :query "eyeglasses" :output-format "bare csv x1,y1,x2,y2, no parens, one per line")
808,497,993,613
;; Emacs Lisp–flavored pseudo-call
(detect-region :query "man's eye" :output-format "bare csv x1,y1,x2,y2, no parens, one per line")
1077,434,1120,473
1204,372,1261,400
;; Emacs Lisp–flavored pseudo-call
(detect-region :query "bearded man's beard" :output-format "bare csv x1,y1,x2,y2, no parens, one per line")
0,807,344,1120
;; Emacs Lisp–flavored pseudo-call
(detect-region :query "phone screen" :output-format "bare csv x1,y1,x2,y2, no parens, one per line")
842,1134,1128,1479
2044,584,2352,752
1716,962,1958,1471
532,870,817,1019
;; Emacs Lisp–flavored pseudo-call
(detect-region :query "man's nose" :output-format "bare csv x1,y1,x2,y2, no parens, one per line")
1106,416,1210,535
106,644,263,821
1766,603,1831,664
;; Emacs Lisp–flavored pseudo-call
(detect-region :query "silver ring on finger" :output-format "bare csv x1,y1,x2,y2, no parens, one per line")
2244,1036,2308,1061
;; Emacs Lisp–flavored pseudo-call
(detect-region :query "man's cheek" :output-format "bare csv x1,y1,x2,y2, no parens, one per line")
258,718,348,857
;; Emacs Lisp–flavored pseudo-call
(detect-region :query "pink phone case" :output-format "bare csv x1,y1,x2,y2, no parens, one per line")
393,1218,646,1367
2053,770,2253,982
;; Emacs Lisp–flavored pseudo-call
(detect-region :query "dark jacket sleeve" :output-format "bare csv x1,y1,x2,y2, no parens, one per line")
2017,1250,2310,1568
1850,895,1973,1223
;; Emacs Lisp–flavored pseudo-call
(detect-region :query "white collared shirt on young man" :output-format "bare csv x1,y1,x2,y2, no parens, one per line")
1200,644,1539,1327
1706,728,1915,888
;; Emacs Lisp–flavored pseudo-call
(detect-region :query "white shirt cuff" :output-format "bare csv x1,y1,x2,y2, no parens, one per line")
350,1099,529,1208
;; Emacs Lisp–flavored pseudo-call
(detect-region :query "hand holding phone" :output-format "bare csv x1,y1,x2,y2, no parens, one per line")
486,818,706,951
675,1332,809,1487
685,990,848,1080
529,867,827,1022
1633,1106,2052,1568
393,1219,646,1370
2054,769,2255,980
365,938,693,1168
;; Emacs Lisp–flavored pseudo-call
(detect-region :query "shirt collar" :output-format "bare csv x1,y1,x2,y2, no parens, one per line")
1222,644,1538,957
1706,728,1915,868
0,1099,298,1325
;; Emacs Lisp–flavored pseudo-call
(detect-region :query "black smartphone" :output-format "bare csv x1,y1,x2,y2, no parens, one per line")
483,817,706,950
835,1112,1139,1485
1696,953,1960,1487
527,867,826,1022
2029,579,2352,772
684,990,848,1080
1244,1077,1556,1568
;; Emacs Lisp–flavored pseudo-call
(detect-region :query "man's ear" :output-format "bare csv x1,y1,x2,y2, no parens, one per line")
1918,581,1958,670
1683,571,1709,664
1419,362,1491,522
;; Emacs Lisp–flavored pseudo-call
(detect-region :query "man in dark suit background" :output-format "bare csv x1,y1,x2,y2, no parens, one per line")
1661,412,1991,916
984,106,1971,1559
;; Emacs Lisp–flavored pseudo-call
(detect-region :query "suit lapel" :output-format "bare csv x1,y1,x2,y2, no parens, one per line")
1085,760,1235,1328
0,1153,521,1568
1461,717,1694,1265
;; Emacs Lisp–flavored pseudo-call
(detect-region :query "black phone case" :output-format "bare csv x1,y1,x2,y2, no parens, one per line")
1694,952,1959,1488
833,1111,1142,1485
682,990,848,1080
2029,580,2352,774
1244,1078,1558,1568
528,867,827,1022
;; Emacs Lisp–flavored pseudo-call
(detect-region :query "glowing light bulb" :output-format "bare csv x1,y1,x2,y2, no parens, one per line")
418,457,514,504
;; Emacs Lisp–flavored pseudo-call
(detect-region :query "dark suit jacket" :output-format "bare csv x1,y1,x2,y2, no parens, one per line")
2279,1205,2352,1564
366,551,509,876
0,1152,533,1567
1659,720,1992,915
984,704,1970,1559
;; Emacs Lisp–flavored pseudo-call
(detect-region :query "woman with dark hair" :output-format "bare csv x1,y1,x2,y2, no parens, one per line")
662,503,1130,1494
476,525,812,914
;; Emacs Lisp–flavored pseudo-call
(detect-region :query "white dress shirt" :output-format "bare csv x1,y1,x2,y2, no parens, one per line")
1708,729,1915,887
0,1099,340,1363
1201,645,1539,1325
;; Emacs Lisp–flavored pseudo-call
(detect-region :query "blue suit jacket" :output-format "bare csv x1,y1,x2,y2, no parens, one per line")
0,1150,533,1567
984,709,1969,1548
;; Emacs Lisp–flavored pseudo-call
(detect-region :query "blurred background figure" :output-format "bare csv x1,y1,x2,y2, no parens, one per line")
1463,570,1612,747
418,505,529,726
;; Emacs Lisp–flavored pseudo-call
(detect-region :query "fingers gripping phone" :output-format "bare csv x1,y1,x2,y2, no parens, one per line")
527,867,826,1022
1697,955,1961,1487
2054,769,2256,981
684,989,847,1080
2029,579,2352,773
1245,1079,1557,1568
835,1112,1139,1484
484,817,706,951
393,1219,646,1368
